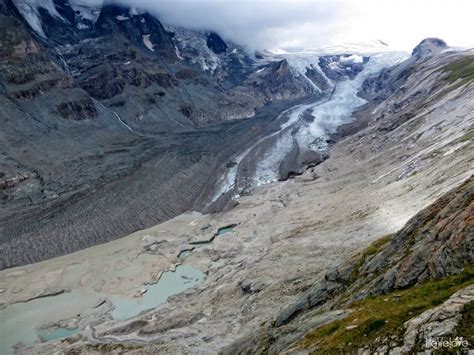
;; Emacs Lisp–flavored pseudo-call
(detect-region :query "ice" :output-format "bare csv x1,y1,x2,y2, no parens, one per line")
206,47,408,201
143,34,155,52
69,0,102,22
340,54,364,63
252,52,409,191
165,25,221,72
129,7,145,16
13,0,103,36
254,131,294,186
266,50,334,92
284,54,325,92
307,52,409,145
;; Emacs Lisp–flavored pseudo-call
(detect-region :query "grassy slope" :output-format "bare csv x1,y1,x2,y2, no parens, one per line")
291,233,474,353
443,56,474,85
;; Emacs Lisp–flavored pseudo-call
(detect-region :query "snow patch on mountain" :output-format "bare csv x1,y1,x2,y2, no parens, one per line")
317,40,392,55
13,0,65,37
340,54,364,64
68,0,102,22
286,55,323,92
263,51,333,92
165,25,221,72
143,35,155,52
268,40,392,57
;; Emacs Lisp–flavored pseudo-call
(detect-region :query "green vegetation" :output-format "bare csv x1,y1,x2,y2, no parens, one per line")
455,129,474,144
350,234,393,281
442,56,474,85
361,234,392,258
295,265,474,353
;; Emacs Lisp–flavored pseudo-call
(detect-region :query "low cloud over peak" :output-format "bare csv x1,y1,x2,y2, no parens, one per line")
109,0,472,51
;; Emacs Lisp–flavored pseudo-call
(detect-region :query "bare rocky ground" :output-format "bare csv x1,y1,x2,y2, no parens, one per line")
0,50,472,353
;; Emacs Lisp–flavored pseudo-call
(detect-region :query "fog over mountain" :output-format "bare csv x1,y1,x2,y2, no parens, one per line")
109,0,474,51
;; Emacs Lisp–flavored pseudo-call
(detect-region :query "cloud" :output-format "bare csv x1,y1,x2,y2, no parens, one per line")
114,0,342,50
112,0,474,51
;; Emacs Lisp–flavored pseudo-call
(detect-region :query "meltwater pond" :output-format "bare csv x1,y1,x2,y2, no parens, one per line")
110,264,205,320
38,327,79,342
0,289,90,355
0,264,204,354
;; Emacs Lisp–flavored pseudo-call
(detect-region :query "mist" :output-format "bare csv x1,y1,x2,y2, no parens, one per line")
94,0,474,51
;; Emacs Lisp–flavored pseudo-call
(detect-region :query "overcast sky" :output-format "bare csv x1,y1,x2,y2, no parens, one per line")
114,0,474,51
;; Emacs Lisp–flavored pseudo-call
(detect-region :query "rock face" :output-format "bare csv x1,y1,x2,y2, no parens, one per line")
318,54,369,81
206,32,228,54
398,285,474,353
360,41,447,102
359,176,473,294
220,177,473,355
412,37,447,59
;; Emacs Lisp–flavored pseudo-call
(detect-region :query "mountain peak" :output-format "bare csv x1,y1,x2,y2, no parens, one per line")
412,37,447,59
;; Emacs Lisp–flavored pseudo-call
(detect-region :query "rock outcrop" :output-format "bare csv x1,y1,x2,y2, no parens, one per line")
412,37,447,59
397,285,474,353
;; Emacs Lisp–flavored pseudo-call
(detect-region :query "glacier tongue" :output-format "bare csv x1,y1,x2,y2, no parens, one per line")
209,50,409,201
307,51,409,142
252,51,409,187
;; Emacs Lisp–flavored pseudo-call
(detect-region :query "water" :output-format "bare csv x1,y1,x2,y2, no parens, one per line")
217,225,235,235
110,264,205,320
0,264,204,354
0,289,97,355
93,99,136,133
38,327,79,342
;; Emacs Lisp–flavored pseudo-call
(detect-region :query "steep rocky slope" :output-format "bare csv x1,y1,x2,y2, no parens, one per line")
256,176,473,354
0,40,472,354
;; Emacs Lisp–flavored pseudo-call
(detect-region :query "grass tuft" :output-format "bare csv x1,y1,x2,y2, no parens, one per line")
350,234,393,281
